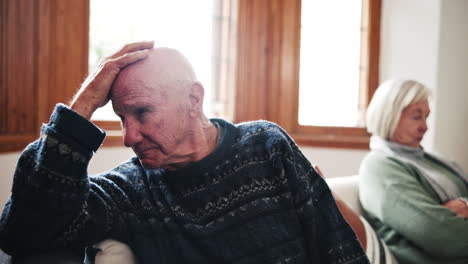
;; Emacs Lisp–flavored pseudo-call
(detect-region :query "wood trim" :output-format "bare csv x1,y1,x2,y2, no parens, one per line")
101,135,124,147
0,0,7,135
366,0,382,105
0,134,37,153
87,121,125,147
234,0,269,122
37,0,52,127
291,132,370,149
292,126,370,149
94,120,121,131
279,0,301,132
266,0,301,132
0,134,38,144
0,0,38,135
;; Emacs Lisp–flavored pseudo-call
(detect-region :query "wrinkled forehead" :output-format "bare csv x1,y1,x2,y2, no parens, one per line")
111,57,158,97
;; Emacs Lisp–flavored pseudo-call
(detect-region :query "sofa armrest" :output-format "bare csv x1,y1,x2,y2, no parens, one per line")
326,175,362,214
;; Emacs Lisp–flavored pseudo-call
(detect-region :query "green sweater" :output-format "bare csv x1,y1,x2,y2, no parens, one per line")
359,150,468,264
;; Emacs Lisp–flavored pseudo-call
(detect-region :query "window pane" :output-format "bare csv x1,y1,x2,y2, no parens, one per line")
299,0,362,127
89,0,214,121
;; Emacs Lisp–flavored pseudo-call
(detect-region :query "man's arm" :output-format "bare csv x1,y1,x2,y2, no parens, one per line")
313,165,367,250
0,41,153,255
0,105,108,255
278,132,369,264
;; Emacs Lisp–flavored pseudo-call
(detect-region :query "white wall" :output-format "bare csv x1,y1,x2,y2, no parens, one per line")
432,0,468,171
0,153,20,210
379,0,441,87
379,0,468,171
379,0,441,149
300,147,368,178
87,147,135,174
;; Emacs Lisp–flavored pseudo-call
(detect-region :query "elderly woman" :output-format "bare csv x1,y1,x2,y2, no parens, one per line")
359,78,468,264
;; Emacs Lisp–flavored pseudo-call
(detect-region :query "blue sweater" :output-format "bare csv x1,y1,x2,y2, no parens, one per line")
0,104,369,264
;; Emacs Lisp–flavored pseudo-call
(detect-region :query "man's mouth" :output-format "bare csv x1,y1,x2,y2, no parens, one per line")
136,147,160,158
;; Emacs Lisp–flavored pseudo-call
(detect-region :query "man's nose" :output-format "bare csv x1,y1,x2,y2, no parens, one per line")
123,121,143,147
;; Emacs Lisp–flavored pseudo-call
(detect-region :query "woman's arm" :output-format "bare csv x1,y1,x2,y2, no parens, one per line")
443,199,468,219
360,152,468,258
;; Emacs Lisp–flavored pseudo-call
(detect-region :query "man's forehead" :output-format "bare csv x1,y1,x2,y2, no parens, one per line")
111,92,159,114
112,77,153,97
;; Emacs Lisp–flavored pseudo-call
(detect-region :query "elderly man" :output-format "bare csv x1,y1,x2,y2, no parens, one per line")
0,42,369,264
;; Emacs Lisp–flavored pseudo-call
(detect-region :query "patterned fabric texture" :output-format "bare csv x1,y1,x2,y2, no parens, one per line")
0,104,369,264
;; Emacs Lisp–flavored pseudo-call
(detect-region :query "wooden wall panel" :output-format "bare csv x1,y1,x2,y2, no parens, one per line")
0,0,7,134
0,0,37,135
0,0,90,152
235,0,301,129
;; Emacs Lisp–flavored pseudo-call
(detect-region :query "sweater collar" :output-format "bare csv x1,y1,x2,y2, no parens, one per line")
370,135,425,159
156,118,238,193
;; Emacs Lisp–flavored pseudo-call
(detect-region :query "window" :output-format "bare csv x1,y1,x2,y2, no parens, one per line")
299,1,363,127
234,0,381,149
0,0,379,152
86,0,238,146
89,0,216,121
0,0,237,152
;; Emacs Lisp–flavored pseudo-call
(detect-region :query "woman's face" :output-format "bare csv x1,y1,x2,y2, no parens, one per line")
391,99,430,148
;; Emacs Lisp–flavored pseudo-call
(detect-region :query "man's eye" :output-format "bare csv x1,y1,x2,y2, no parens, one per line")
412,115,422,120
136,108,149,117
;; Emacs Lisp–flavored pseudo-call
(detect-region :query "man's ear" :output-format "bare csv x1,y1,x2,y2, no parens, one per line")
189,82,204,117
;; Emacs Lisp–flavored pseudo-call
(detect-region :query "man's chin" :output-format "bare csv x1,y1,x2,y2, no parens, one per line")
138,158,160,169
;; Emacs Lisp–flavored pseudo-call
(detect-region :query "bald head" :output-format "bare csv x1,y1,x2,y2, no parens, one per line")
111,47,198,98
109,47,215,169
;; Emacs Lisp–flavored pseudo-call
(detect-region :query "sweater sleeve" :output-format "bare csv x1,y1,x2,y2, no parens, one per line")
0,104,130,256
280,135,369,264
359,152,468,259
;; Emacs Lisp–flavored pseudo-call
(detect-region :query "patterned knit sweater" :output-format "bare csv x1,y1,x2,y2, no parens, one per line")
0,104,369,264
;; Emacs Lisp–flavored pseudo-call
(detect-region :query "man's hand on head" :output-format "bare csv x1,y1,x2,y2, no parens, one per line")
70,41,154,119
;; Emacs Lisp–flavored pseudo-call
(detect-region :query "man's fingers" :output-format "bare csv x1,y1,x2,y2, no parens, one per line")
113,49,151,68
111,41,154,59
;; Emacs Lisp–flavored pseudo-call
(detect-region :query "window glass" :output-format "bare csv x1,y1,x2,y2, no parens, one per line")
299,0,362,127
89,0,214,120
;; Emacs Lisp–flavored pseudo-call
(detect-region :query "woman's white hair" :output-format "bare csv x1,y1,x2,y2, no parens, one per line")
366,78,431,139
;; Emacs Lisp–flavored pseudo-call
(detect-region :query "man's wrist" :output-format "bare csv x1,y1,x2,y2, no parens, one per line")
69,94,98,120
49,103,106,152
